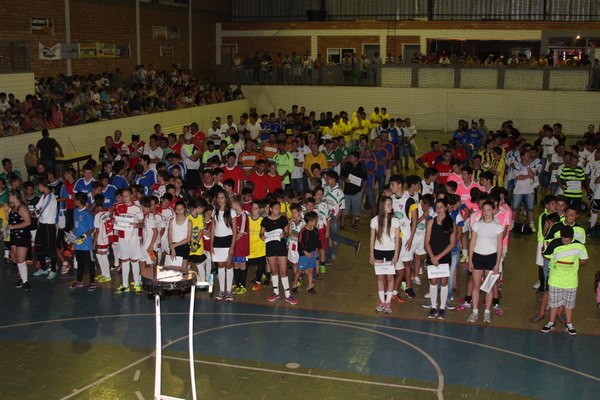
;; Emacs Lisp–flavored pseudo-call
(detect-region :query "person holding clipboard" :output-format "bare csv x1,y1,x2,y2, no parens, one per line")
467,201,504,324
424,198,456,320
369,196,401,314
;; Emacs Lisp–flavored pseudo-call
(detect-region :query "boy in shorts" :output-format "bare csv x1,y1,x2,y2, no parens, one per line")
188,198,209,287
113,188,144,294
139,196,159,281
294,211,320,293
541,225,588,335
93,194,112,283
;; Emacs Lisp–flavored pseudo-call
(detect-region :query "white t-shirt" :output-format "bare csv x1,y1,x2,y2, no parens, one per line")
143,213,158,250
370,217,401,251
94,210,112,246
420,179,435,195
512,163,535,195
291,150,305,180
213,209,237,237
143,145,164,162
541,136,558,158
471,220,504,255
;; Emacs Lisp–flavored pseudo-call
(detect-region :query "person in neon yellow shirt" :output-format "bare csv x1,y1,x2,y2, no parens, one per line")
369,107,383,127
381,107,391,121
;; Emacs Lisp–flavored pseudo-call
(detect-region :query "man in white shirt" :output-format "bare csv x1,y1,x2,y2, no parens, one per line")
143,134,164,164
207,119,224,146
221,115,237,132
34,177,59,279
290,139,305,193
0,92,11,112
512,149,537,231
246,113,261,140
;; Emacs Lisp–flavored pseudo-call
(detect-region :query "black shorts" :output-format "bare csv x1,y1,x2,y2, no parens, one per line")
266,241,287,257
213,236,233,248
373,249,395,262
247,256,266,268
35,223,57,258
174,244,190,260
472,252,497,271
185,169,201,191
10,234,31,248
189,254,207,264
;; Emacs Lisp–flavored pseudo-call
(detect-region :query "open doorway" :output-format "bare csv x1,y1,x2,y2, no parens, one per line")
363,44,380,61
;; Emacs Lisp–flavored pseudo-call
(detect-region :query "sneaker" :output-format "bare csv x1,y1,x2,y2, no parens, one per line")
33,269,49,277
460,253,468,263
114,285,130,294
532,280,540,290
530,314,545,322
391,294,405,303
324,259,334,266
446,304,456,310
231,286,240,295
61,263,71,275
413,276,422,286
400,282,407,291
96,275,112,283
405,288,416,299
134,285,142,294
110,265,120,271
494,305,504,316
47,271,57,280
483,311,492,324
384,303,392,314
467,311,479,323
22,281,32,291
428,308,438,319
225,291,234,302
437,309,446,319
252,283,262,291
541,322,556,333
376,302,386,312
215,291,225,301
307,287,317,294
422,303,432,309
456,301,472,311
14,279,24,288
424,292,431,299
529,222,536,233
285,295,298,305
354,241,361,256
565,323,577,336
87,283,96,292
267,293,281,302
69,281,84,289
320,264,327,274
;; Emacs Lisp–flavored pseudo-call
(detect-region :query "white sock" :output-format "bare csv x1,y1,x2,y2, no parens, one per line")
591,212,598,228
112,243,119,266
392,290,398,296
97,253,110,277
4,249,9,259
226,268,233,292
384,291,392,303
17,262,28,283
473,308,479,314
272,275,280,295
429,284,438,308
197,260,208,282
378,290,385,302
440,285,449,310
131,261,140,285
218,268,226,292
281,276,291,297
121,261,130,286
73,257,78,270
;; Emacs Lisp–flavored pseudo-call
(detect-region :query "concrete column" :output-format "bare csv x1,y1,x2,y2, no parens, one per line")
216,23,222,65
136,0,141,65
311,35,318,59
64,0,72,75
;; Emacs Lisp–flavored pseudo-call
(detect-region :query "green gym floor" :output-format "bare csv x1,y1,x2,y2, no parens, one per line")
1,132,599,400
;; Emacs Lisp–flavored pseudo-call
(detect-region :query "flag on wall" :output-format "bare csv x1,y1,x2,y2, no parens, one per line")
79,43,98,58
97,43,116,58
38,43,60,60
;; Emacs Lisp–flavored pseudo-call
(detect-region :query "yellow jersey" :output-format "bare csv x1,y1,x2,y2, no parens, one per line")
248,216,266,259
188,213,205,256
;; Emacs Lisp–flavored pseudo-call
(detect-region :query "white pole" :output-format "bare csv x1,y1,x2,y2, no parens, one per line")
64,0,72,75
188,0,193,71
154,294,162,400
136,0,141,65
189,284,197,400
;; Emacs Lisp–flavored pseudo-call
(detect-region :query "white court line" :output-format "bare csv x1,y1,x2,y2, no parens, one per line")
133,369,141,382
163,355,438,394
134,390,145,400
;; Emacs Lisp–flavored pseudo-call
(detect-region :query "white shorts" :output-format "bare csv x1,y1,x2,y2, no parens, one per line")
118,236,143,260
535,241,544,266
139,247,154,264
399,233,416,263
414,235,426,256
463,218,470,233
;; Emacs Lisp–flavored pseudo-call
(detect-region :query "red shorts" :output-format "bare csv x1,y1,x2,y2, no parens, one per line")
318,227,327,250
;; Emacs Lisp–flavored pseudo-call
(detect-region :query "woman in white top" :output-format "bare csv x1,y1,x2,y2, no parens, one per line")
369,196,401,314
168,200,192,269
210,189,238,302
467,201,504,324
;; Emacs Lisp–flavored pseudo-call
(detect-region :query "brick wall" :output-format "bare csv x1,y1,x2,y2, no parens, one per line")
0,0,228,82
317,36,380,57
221,36,311,60
386,35,420,57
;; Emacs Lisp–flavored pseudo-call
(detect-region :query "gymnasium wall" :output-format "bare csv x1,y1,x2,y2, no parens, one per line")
240,85,598,136
0,99,249,175
0,73,35,100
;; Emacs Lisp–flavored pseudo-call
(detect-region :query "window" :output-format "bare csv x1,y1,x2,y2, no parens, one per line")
327,48,355,64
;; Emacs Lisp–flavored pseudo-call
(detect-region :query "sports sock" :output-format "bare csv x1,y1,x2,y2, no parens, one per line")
233,269,240,287
240,268,247,288
17,262,28,283
384,291,392,303
439,285,449,310
591,212,598,228
131,261,140,285
281,276,291,297
465,295,472,304
392,290,398,296
378,291,385,302
121,261,130,286
225,268,233,292
97,253,110,277
111,243,119,266
218,268,226,292
429,284,438,309
197,260,208,283
272,275,280,295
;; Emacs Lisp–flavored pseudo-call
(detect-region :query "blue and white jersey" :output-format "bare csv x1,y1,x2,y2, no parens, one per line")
74,177,94,194
102,184,117,208
111,175,129,190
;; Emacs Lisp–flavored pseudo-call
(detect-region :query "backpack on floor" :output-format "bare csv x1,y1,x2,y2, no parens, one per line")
512,223,533,235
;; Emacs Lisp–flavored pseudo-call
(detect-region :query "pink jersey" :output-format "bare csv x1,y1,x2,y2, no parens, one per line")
456,181,483,210
495,208,511,249
447,172,464,186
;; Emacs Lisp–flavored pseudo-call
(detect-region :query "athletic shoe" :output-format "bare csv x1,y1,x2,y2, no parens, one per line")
22,282,32,291
422,303,432,309
33,269,48,277
384,303,392,314
405,288,416,299
285,295,298,305
215,291,225,301
324,259,334,266
307,287,317,294
400,282,407,291
267,293,280,302
252,283,262,291
467,311,479,323
114,285,130,294
446,304,456,310
565,323,577,336
70,281,84,289
529,222,536,233
428,308,438,319
14,279,24,288
530,314,545,322
376,302,386,312
424,292,431,299
87,283,96,292
110,265,120,271
96,275,111,283
391,294,405,303
413,276,422,286
493,305,504,316
437,309,446,320
47,271,57,280
354,241,361,256
61,263,71,275
532,280,540,289
134,285,142,294
460,253,468,263
320,264,327,274
231,286,240,295
225,291,234,302
541,322,556,333
456,301,472,311
483,311,492,324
